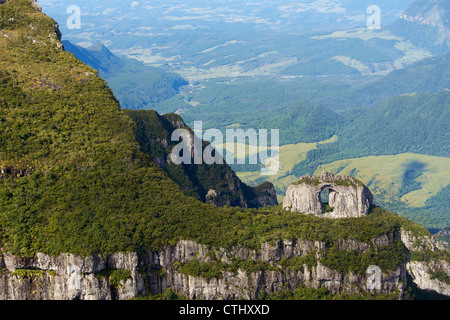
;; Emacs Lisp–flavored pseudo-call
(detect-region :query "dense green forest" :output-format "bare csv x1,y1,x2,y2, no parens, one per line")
377,184,450,232
185,99,344,146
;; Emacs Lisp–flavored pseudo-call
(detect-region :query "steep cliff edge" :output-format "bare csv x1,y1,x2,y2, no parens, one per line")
1,228,448,300
401,229,450,297
124,109,277,209
0,237,406,300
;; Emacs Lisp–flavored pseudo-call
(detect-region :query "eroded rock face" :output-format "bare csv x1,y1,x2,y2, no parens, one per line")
283,172,373,218
401,229,450,297
30,0,42,11
0,237,406,300
0,252,145,300
1,233,450,300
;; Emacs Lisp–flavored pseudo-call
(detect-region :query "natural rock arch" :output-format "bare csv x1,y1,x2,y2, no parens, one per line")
318,185,335,213
283,172,373,218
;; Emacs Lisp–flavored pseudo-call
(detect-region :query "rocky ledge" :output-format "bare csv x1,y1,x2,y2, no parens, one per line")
1,230,448,300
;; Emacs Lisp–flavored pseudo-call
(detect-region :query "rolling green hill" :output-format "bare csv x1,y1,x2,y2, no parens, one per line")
237,90,449,230
183,97,344,147
313,154,450,230
0,0,433,259
0,0,381,254
293,90,450,178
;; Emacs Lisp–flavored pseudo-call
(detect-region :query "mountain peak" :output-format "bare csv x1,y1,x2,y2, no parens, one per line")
86,41,107,52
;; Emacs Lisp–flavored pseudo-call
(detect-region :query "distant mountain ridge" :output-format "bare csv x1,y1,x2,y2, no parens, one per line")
402,0,449,27
330,51,450,110
62,40,188,110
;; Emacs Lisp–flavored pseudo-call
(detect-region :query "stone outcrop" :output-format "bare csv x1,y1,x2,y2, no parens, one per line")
0,237,406,300
401,229,450,297
30,0,41,11
0,252,144,300
1,228,450,300
408,260,450,297
283,172,373,218
205,189,222,207
246,182,279,208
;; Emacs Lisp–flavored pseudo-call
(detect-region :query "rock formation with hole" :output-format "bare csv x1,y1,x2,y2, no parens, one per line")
283,172,373,218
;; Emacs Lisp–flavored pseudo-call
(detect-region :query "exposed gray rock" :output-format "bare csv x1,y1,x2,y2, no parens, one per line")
246,182,279,208
205,189,221,207
0,252,145,300
401,228,450,297
408,260,450,297
283,172,373,218
1,229,449,300
0,236,409,300
31,0,42,11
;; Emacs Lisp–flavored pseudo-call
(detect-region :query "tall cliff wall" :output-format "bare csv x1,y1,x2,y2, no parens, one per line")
2,229,449,300
401,229,450,297
0,236,408,300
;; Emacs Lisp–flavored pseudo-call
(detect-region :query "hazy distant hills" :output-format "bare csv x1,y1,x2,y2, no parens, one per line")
326,51,450,110
403,0,449,27
62,40,188,111
357,52,450,97
388,0,449,54
41,0,446,90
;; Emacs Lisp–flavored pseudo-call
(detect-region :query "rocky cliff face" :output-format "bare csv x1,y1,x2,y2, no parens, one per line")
124,109,278,209
283,172,373,218
144,238,406,300
401,229,450,297
1,229,449,300
0,237,406,300
0,252,144,300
